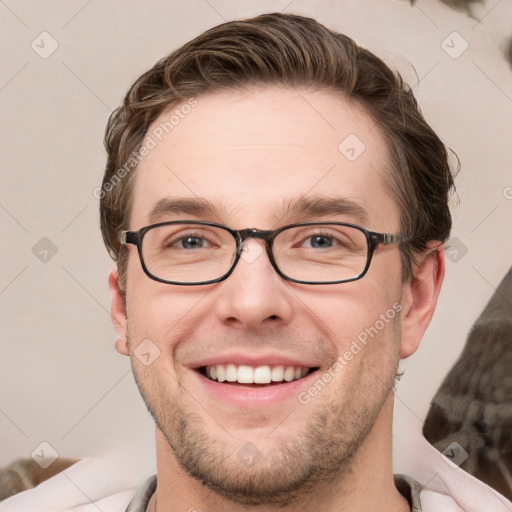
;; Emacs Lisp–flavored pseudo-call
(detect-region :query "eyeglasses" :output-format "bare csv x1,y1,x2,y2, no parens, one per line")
120,221,410,286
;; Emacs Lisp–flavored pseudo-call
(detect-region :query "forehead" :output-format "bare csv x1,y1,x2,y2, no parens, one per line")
130,86,399,230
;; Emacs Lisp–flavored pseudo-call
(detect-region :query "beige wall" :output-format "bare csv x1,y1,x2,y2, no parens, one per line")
1,0,511,470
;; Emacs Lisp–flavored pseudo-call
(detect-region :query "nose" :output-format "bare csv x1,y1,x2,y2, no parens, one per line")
212,238,294,331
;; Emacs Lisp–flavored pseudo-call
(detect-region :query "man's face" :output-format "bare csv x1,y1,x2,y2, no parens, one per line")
120,86,407,505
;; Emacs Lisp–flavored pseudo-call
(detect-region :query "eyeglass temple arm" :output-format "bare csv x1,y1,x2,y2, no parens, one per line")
373,233,411,245
120,231,139,245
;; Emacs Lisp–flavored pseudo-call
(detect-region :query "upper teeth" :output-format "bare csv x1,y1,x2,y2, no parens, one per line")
205,364,309,384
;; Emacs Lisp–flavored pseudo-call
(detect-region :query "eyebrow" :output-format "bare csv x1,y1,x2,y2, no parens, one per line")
147,195,369,226
280,195,369,225
148,197,219,224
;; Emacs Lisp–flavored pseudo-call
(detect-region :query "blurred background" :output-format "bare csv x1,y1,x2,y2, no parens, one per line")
1,0,511,497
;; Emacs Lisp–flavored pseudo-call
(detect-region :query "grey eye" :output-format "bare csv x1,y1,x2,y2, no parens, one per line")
179,236,206,249
306,235,333,248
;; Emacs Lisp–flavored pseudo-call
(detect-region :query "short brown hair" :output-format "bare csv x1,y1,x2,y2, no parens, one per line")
100,12,456,291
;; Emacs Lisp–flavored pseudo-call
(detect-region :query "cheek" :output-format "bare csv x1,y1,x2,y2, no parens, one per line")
326,304,401,398
124,255,197,353
126,251,185,325
124,280,225,390
289,267,403,384
294,275,401,338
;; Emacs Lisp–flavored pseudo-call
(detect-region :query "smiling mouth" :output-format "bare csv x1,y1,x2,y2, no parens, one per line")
197,364,319,387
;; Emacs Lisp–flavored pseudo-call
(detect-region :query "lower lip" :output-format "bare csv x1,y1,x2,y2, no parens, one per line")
192,369,319,408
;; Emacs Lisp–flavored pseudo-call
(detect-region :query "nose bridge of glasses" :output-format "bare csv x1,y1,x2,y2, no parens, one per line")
237,228,274,245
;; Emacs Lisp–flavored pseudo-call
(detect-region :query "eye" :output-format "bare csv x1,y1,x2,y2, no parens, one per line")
176,236,208,249
299,230,352,249
163,231,216,250
302,234,335,249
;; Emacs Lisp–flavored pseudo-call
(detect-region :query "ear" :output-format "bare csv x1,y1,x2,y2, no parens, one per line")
400,242,445,359
108,266,129,356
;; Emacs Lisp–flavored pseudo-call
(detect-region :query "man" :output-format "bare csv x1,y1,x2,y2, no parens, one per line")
98,12,509,512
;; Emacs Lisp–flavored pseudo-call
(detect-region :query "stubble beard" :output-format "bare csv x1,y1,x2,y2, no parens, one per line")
127,317,401,507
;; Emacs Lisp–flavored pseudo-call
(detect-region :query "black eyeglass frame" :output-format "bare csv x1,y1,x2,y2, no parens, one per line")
120,220,411,286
